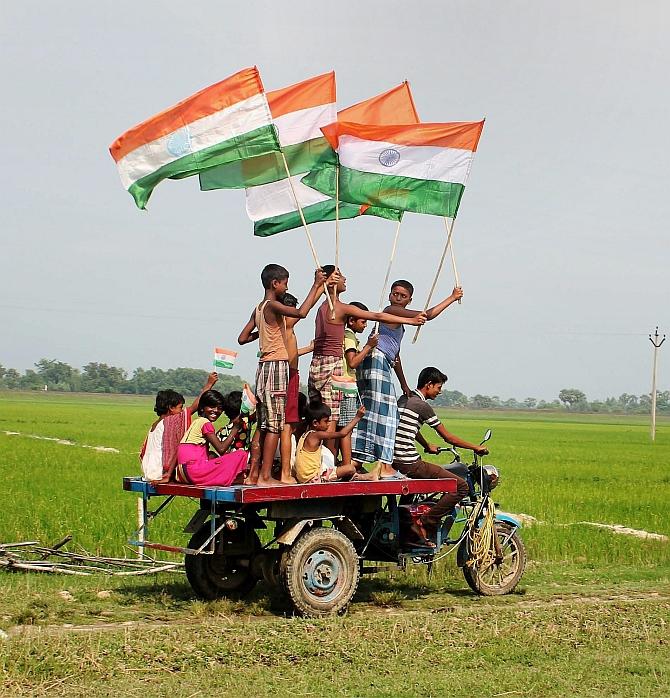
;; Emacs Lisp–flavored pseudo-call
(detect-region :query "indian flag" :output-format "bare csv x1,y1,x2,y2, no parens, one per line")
240,384,257,415
109,67,280,209
204,77,419,236
203,72,394,236
213,347,237,370
303,120,484,218
331,376,359,396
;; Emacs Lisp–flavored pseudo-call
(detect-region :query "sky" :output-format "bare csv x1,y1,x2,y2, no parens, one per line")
1,1,668,401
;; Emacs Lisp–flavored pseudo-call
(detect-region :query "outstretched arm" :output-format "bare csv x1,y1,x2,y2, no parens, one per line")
187,372,218,414
434,423,488,455
425,287,463,320
309,407,365,442
341,303,427,326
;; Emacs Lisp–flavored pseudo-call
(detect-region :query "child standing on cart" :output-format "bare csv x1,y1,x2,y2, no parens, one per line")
238,264,328,486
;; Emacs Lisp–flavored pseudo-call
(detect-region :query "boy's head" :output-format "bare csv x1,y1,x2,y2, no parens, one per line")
221,391,242,420
154,389,185,417
417,367,448,400
322,264,346,292
281,292,298,308
198,389,225,421
389,280,413,308
305,399,331,430
261,264,289,293
346,301,369,333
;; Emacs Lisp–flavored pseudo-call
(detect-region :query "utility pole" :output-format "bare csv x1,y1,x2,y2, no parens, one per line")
649,327,666,441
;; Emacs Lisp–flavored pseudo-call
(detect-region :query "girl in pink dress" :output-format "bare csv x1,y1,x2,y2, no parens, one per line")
176,390,248,487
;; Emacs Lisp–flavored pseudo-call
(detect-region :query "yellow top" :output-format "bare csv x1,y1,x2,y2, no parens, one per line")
294,430,322,483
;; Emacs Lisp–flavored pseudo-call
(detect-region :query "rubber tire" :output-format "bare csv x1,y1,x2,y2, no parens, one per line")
184,522,259,600
283,527,360,617
462,522,526,596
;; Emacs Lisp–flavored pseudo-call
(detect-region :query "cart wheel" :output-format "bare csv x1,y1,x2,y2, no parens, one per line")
462,522,526,596
283,527,360,617
185,522,259,600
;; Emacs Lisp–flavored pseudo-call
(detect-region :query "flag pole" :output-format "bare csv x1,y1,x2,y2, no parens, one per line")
372,217,403,334
412,217,457,344
279,150,333,312
445,217,461,305
332,164,340,318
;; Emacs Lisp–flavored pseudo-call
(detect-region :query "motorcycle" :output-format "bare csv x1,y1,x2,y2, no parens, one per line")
361,429,527,596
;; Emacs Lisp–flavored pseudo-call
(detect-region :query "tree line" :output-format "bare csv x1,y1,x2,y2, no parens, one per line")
0,360,244,396
1,360,666,414
433,387,669,414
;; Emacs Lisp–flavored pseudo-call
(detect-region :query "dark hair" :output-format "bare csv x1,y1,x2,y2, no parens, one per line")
417,367,448,388
221,391,242,420
391,279,414,296
261,264,289,289
281,292,298,308
154,389,185,416
321,264,336,278
198,389,225,415
346,301,368,326
305,399,331,424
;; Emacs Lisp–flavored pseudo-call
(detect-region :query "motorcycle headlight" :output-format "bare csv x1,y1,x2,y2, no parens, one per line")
483,465,499,490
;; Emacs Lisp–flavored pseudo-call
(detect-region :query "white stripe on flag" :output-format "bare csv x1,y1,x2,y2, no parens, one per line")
338,135,474,185
117,93,272,189
273,103,337,146
246,174,331,221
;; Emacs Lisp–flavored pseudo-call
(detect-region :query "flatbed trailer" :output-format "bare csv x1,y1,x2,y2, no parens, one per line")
123,468,525,616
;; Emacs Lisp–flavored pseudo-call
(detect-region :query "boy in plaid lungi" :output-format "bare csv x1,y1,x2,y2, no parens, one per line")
238,264,327,486
308,266,426,461
352,280,463,479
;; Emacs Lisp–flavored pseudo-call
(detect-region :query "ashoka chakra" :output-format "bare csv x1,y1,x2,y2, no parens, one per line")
378,148,400,167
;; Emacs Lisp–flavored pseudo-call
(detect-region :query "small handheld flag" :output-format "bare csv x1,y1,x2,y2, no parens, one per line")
331,377,359,396
240,384,257,416
214,347,237,370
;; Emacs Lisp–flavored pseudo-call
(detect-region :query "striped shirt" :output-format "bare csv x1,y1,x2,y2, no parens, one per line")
393,390,441,465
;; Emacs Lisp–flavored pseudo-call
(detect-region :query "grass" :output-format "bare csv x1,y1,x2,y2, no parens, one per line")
1,391,669,695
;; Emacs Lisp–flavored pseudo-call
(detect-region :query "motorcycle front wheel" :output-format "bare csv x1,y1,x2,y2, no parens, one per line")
462,522,526,595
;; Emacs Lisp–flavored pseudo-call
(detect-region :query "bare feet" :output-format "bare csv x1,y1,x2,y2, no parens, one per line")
256,476,283,487
280,475,298,485
352,465,380,482
243,475,258,486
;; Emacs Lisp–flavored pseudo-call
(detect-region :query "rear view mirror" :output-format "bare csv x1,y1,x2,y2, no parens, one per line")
480,429,492,445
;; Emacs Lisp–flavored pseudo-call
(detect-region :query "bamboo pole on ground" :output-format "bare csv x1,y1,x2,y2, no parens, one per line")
412,217,457,344
279,151,333,311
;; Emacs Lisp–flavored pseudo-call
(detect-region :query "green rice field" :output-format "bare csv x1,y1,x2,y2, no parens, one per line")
1,391,669,696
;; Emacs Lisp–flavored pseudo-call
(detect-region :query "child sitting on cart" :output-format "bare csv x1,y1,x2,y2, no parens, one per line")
294,401,364,483
217,390,253,453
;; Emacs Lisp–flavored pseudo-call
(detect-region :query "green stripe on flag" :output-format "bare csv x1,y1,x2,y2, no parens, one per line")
254,199,401,237
128,125,279,209
200,136,337,191
302,165,466,218
213,359,235,369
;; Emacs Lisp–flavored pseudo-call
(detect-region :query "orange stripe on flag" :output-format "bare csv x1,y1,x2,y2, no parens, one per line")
215,348,238,357
339,82,420,126
268,72,336,119
110,67,265,162
331,120,485,152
